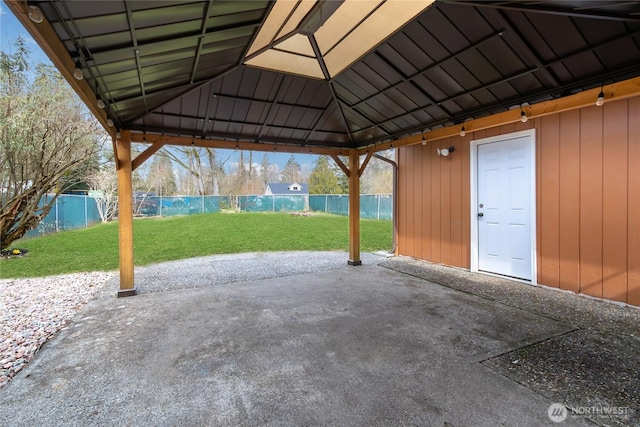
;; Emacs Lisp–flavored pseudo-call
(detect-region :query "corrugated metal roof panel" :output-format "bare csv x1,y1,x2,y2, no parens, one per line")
21,0,640,148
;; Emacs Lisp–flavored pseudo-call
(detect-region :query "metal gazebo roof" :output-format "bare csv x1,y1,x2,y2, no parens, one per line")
7,0,640,152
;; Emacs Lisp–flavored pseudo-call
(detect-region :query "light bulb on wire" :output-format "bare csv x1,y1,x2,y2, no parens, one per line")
28,4,44,23
73,60,83,80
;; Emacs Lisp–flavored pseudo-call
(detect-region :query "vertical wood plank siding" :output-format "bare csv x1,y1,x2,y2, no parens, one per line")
397,96,639,305
629,98,640,306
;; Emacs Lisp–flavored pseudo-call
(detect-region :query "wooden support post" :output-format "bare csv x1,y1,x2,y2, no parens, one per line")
348,149,361,266
116,131,136,297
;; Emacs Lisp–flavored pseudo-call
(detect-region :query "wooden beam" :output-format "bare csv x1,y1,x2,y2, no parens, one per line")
132,141,164,171
348,149,361,265
330,154,350,177
129,132,350,156
116,131,136,297
5,1,114,136
358,151,373,177
357,76,640,155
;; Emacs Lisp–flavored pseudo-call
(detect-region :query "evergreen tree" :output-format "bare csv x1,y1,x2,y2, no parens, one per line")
308,156,342,194
281,154,301,183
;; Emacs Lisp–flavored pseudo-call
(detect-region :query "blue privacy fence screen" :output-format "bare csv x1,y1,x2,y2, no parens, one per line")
25,194,102,238
26,193,392,238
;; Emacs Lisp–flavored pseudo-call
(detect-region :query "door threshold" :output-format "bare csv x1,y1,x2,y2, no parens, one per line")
477,270,533,285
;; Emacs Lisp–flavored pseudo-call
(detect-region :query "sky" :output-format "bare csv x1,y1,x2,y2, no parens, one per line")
0,3,318,174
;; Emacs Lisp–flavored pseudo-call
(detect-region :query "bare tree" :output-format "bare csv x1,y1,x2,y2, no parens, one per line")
1,39,102,247
146,154,177,197
88,169,118,222
361,149,393,194
163,146,221,195
260,153,281,188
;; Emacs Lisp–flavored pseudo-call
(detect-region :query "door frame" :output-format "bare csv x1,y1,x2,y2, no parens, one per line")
469,129,537,284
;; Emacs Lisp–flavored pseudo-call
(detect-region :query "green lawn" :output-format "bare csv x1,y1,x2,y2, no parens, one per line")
0,213,392,279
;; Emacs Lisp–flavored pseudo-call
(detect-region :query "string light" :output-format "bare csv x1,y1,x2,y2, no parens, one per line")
596,84,605,107
73,59,83,80
96,82,105,109
27,3,44,23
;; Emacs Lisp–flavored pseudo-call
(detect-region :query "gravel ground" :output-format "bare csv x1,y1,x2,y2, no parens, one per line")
379,256,640,426
483,330,640,426
0,271,114,389
125,251,385,295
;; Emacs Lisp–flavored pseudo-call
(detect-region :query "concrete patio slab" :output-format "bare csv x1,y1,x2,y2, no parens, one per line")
0,257,615,426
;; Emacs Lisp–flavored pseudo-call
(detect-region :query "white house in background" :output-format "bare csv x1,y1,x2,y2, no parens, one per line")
264,182,309,196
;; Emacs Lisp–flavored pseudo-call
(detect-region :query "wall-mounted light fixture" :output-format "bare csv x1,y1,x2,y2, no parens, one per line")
437,146,455,157
421,134,427,146
460,126,465,137
73,59,83,80
27,2,44,23
520,105,528,123
596,84,605,107
106,118,114,127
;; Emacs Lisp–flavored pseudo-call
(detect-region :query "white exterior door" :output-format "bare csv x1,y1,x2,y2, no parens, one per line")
475,133,534,280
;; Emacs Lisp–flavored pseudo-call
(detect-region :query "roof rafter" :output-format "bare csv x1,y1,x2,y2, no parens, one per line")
190,0,215,84
346,29,505,109
129,133,352,156
124,2,148,114
447,0,640,23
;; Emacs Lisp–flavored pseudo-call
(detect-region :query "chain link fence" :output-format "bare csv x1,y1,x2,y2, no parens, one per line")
24,193,392,238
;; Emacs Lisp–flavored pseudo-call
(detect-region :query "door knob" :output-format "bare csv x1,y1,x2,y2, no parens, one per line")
477,212,484,218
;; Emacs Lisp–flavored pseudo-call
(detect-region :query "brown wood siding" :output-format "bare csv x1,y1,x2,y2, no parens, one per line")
579,106,604,298
397,96,640,305
558,110,581,294
397,136,469,267
628,98,640,306
422,145,432,261
602,101,628,302
539,114,561,288
414,147,424,259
